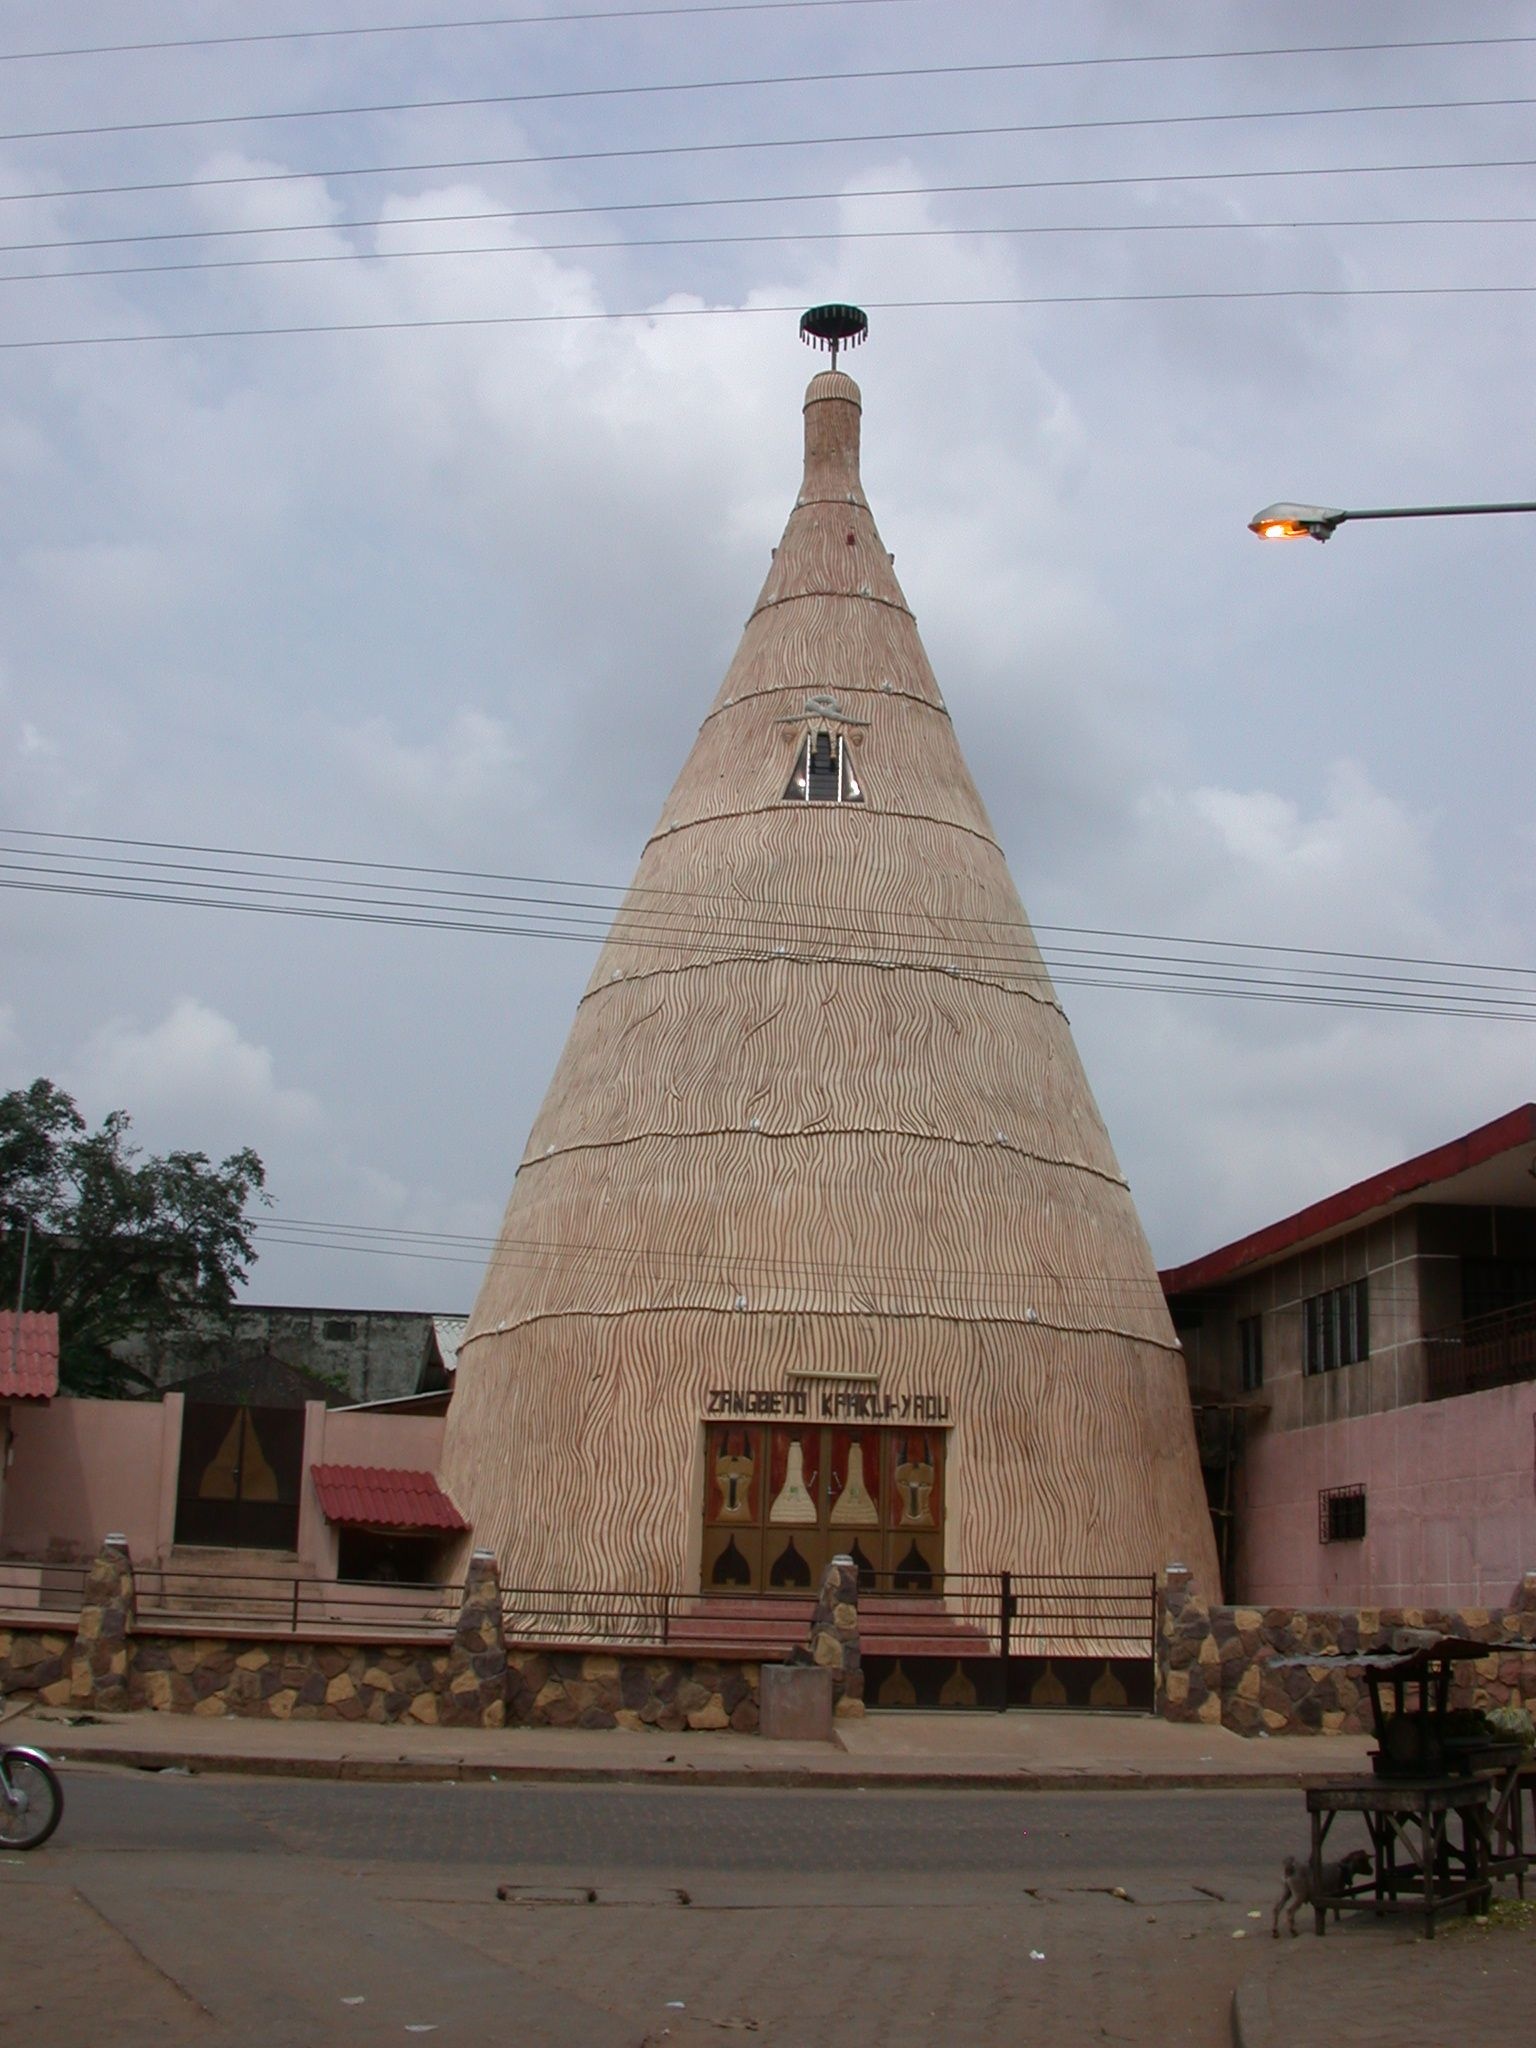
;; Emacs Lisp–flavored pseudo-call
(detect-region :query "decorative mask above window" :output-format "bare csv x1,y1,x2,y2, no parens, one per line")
784,729,863,804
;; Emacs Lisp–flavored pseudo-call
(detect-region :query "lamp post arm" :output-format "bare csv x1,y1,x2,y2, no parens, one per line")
1342,500,1536,523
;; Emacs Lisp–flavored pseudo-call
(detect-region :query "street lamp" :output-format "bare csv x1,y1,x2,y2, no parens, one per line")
1249,498,1536,543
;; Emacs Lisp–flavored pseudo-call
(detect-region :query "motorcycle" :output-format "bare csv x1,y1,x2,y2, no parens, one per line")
0,1742,63,1850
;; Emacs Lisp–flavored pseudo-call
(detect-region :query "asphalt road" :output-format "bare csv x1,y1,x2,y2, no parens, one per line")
0,1772,1323,2048
57,1770,1303,1882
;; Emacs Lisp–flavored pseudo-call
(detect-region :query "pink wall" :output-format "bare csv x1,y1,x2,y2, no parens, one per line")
299,1409,448,1577
1,1398,449,1573
1236,1382,1536,1608
1,1395,182,1564
313,1411,445,1470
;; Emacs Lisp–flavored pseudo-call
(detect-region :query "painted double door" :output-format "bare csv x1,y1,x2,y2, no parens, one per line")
702,1423,944,1594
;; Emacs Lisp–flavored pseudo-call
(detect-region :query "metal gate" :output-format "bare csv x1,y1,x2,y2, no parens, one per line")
173,1402,305,1551
859,1571,1158,1712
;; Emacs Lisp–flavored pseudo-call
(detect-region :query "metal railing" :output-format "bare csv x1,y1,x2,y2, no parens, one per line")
1423,1300,1536,1402
500,1569,1159,1665
0,1558,1158,1677
133,1566,460,1637
0,1557,89,1621
501,1584,683,1647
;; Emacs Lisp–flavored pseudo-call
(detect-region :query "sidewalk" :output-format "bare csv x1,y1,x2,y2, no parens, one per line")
7,1697,1375,1788
1231,1906,1534,2048
7,1699,1529,2045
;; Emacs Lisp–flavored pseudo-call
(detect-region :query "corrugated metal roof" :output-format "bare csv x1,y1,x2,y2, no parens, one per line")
1267,1635,1536,1673
310,1464,467,1531
431,1316,467,1373
0,1311,60,1400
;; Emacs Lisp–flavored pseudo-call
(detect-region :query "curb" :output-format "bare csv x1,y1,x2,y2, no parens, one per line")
1229,1974,1268,2048
42,1745,1368,1793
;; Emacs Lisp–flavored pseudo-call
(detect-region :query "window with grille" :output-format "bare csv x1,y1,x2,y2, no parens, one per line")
1302,1279,1369,1375
784,729,863,804
1239,1315,1264,1392
1319,1483,1367,1543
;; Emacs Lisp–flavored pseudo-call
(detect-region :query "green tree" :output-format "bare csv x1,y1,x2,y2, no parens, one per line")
0,1078,267,1397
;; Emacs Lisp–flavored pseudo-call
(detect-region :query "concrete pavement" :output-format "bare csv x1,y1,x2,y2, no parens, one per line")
6,1703,1530,2043
8,1698,1377,1788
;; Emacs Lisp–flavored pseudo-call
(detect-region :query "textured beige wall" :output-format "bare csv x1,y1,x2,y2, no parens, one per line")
442,368,1219,1599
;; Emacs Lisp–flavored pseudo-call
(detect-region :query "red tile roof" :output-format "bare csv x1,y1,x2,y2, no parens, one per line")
1160,1102,1536,1296
310,1464,467,1531
0,1311,60,1400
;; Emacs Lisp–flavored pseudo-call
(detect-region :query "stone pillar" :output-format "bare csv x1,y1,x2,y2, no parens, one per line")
803,1553,863,1717
1156,1560,1221,1728
443,1549,508,1728
70,1534,136,1712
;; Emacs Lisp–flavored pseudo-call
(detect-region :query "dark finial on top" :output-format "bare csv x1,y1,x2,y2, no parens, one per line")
799,303,868,373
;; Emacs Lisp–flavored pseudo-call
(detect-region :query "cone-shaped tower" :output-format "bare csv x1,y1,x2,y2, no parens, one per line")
442,346,1218,1600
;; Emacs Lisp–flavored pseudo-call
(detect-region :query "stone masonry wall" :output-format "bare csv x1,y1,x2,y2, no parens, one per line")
0,1625,71,1700
1,1541,762,1732
130,1635,453,1721
70,1538,135,1711
1159,1564,1536,1735
792,1553,863,1715
507,1651,759,1733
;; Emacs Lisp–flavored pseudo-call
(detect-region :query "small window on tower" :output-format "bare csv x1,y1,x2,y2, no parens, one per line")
784,729,863,804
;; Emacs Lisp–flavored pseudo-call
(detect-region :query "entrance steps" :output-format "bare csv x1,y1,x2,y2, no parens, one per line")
140,1547,315,1626
666,1594,993,1660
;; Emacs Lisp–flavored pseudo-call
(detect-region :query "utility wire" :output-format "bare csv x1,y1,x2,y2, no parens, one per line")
2,839,1532,1020
3,1,926,64
6,161,1536,258
7,212,1529,289
255,1216,1184,1290
3,13,1529,67
6,828,1531,983
11,125,1536,211
0,843,1529,1004
3,283,1533,354
7,84,1531,150
16,853,1536,1008
245,1215,1440,1310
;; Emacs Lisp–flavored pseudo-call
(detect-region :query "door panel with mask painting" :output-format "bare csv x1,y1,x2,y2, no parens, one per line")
703,1421,944,1593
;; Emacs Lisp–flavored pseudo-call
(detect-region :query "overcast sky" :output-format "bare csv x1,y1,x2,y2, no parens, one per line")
2,0,1534,1312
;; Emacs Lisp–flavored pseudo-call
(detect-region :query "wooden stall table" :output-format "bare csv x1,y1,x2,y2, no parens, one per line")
1305,1775,1492,1938
1486,1759,1533,1899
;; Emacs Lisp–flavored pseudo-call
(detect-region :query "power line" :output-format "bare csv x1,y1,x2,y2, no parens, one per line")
8,83,1531,151
2,1,925,64
8,159,1534,258
6,828,1531,982
2,837,1532,1021
8,212,1530,290
244,1213,1442,1312
3,283,1533,354
255,1214,1183,1290
11,114,1535,211
5,12,1530,68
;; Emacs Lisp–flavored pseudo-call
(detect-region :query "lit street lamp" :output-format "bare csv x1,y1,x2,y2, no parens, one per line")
1249,498,1536,543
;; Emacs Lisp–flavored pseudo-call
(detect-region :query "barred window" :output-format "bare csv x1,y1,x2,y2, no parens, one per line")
1303,1279,1369,1375
1239,1315,1264,1392
784,729,863,804
1319,1484,1367,1543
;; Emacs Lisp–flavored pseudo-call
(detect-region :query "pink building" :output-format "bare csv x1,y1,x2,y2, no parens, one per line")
1162,1106,1536,1607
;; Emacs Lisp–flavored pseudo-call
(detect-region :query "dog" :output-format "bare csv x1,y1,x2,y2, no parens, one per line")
1272,1848,1371,1936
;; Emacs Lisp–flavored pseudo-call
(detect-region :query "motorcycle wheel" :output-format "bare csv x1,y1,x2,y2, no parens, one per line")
0,1750,64,1850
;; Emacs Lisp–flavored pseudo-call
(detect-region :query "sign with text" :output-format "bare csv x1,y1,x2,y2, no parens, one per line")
704,1386,950,1422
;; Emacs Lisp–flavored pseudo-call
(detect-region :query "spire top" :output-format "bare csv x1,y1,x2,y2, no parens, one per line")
799,302,868,374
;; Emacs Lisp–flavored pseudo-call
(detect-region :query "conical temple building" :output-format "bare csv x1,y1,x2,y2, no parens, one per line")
442,333,1218,1602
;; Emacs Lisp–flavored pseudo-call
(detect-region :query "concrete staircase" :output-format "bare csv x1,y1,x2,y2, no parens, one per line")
139,1547,318,1627
666,1594,993,1661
